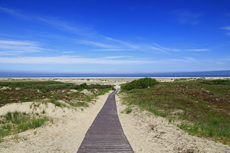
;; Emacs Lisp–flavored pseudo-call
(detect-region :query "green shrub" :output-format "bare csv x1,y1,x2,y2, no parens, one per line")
121,78,158,90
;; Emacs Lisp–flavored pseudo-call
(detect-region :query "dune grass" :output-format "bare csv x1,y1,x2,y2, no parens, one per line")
121,78,230,144
0,81,113,107
0,81,113,142
0,111,50,142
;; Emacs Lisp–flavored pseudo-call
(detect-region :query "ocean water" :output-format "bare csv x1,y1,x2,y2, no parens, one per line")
0,70,230,78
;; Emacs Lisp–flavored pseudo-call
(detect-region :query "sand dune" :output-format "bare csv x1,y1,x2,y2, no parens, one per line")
0,77,230,152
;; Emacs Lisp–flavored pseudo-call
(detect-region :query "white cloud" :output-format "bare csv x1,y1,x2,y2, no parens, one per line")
150,46,167,52
172,10,203,25
91,49,133,51
0,7,94,36
222,27,230,35
152,43,180,52
151,43,210,53
0,40,34,46
0,51,24,55
0,6,25,19
186,49,210,52
102,36,139,49
221,58,230,61
0,56,157,65
222,26,230,30
0,40,43,55
104,56,133,59
62,51,75,53
129,58,151,60
77,40,117,48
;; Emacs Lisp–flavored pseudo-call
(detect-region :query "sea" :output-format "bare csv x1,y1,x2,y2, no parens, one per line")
0,70,230,78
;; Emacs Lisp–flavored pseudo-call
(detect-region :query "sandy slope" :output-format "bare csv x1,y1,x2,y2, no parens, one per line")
0,91,112,153
116,94,230,153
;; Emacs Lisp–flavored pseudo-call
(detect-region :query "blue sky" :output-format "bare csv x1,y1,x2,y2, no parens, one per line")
0,0,230,74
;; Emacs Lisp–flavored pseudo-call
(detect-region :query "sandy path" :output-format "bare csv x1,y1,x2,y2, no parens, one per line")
0,91,112,153
116,94,230,153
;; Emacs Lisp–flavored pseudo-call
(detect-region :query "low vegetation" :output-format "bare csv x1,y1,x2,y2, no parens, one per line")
0,81,112,107
0,111,50,142
122,107,132,114
0,80,113,142
120,77,230,144
0,81,111,93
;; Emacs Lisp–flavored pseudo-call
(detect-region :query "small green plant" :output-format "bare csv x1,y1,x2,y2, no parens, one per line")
153,109,167,117
75,102,88,107
82,96,93,102
2,124,12,130
5,112,12,120
53,94,60,100
123,107,132,114
50,99,62,107
42,109,46,114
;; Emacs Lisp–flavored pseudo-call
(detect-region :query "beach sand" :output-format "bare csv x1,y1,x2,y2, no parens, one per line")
0,76,229,85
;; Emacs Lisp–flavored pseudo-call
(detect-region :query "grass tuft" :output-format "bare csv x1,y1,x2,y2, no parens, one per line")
123,107,132,114
0,111,50,142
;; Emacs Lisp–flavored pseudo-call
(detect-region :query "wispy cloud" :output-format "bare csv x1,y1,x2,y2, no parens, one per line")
77,40,117,48
104,56,133,59
152,43,179,53
222,26,230,35
102,36,139,49
172,10,203,25
186,49,210,52
62,51,75,53
0,6,95,36
0,56,157,65
0,51,25,55
0,6,25,18
0,40,44,55
221,58,230,61
151,43,210,53
150,46,167,53
222,26,230,30
91,49,133,51
0,56,204,66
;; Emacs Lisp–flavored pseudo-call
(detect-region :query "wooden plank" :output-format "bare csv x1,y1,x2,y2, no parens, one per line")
77,91,134,153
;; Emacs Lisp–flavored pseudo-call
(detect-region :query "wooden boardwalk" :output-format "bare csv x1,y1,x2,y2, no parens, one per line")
77,91,134,153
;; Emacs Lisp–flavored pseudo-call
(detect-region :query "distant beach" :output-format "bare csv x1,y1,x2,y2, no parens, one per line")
0,77,229,87
0,70,230,78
